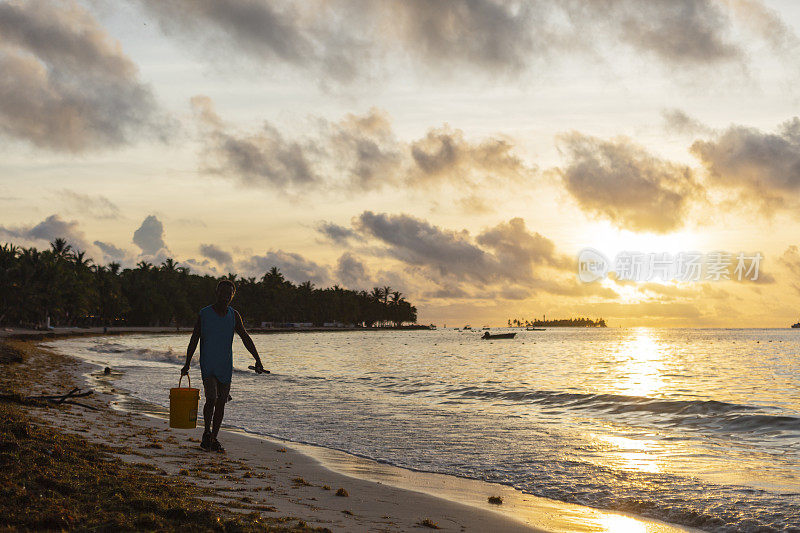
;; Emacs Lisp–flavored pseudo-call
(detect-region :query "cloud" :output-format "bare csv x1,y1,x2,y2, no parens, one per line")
137,0,782,84
354,211,493,281
334,252,369,290
59,190,120,219
375,0,542,76
93,240,128,262
455,194,494,215
408,126,531,188
349,211,605,301
725,0,800,55
179,257,221,276
192,98,532,196
316,221,360,246
0,214,133,266
137,0,370,84
690,117,800,213
132,215,168,256
662,109,714,136
0,214,91,251
0,0,164,152
137,0,536,81
237,250,331,286
556,132,702,232
199,243,233,266
327,108,403,190
476,217,571,271
192,95,321,191
585,0,740,65
780,245,800,294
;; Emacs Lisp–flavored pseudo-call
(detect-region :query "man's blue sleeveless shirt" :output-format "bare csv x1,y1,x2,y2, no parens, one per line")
199,305,235,384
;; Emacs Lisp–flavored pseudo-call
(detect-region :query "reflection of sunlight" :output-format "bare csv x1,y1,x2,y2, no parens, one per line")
616,329,664,397
594,434,662,474
596,514,649,533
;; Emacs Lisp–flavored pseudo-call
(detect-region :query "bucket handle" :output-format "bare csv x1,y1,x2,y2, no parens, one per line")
179,374,191,389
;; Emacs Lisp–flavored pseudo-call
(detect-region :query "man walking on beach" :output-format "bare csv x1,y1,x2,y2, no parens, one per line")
181,279,265,452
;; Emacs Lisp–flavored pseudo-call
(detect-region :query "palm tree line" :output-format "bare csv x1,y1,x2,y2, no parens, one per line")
506,317,607,327
0,239,418,328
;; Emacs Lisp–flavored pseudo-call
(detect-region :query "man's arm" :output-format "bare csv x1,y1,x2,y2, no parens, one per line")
181,314,201,375
234,310,265,372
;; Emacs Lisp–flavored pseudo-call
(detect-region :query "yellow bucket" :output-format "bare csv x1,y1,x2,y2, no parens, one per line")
170,375,199,429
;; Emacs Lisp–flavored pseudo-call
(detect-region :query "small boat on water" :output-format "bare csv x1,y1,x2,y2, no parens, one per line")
792,322,800,328
526,327,545,331
482,332,516,340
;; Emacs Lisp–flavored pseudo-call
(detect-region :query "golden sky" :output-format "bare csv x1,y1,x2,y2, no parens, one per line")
2,0,800,327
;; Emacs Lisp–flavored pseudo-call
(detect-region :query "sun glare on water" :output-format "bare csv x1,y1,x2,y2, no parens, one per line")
615,329,665,397
595,513,650,533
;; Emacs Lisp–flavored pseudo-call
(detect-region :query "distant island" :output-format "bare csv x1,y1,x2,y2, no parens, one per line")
507,317,607,328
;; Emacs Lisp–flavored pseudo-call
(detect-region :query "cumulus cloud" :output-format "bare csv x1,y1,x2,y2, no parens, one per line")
0,214,132,265
137,0,785,84
556,132,702,232
0,214,91,251
199,243,233,266
354,211,493,281
0,0,164,152
192,98,532,196
408,126,529,188
59,190,120,219
690,118,800,213
192,95,321,191
476,218,572,271
327,108,403,190
316,221,361,246
179,257,221,276
237,250,331,286
93,240,128,263
132,215,168,256
334,252,369,289
348,211,607,300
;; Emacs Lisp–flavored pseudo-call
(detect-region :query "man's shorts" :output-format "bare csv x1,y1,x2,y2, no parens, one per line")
203,375,231,404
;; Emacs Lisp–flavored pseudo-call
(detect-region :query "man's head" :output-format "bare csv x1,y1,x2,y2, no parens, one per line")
215,279,236,305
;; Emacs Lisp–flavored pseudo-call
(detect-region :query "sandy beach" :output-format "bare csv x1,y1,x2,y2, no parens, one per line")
2,334,697,532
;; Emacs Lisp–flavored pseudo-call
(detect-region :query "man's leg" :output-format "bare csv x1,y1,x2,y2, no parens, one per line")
202,377,219,434
211,380,231,438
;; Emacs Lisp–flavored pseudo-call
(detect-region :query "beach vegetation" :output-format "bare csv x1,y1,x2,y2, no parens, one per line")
507,316,607,328
0,241,417,329
0,402,325,531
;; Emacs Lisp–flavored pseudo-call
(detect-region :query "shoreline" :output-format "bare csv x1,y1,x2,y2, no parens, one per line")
0,325,431,341
6,335,698,532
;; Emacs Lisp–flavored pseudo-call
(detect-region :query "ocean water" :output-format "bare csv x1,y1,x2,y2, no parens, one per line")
47,328,800,532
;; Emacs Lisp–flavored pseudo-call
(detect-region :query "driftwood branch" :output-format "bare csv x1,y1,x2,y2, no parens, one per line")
0,387,95,409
